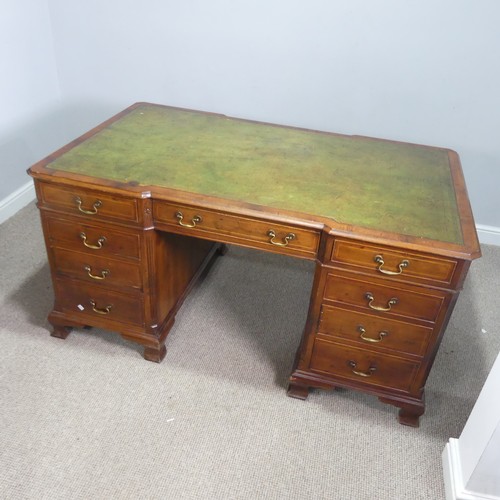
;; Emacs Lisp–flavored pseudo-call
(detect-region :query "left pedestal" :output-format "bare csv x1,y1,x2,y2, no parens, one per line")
32,179,218,362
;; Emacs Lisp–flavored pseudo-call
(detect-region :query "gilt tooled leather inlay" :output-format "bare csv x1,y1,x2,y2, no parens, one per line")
48,104,463,244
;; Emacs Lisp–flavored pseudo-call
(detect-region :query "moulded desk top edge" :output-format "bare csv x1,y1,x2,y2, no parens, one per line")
28,165,481,262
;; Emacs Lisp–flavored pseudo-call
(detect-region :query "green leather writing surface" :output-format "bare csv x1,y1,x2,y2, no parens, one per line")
48,104,463,244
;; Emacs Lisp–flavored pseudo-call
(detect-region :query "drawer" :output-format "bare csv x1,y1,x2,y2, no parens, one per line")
323,270,447,323
51,247,143,290
39,182,140,224
331,239,458,287
54,278,144,326
318,304,434,357
153,201,320,258
44,215,142,261
309,338,420,392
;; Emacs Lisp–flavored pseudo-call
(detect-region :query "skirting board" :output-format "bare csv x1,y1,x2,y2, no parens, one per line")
0,181,36,225
476,225,500,246
1,183,500,248
442,439,500,500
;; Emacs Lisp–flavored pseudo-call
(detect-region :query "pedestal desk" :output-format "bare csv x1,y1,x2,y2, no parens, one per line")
28,102,480,426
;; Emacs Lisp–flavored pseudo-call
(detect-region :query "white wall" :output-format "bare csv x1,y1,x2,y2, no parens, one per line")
46,0,500,230
443,352,500,498
0,0,62,200
3,1,500,231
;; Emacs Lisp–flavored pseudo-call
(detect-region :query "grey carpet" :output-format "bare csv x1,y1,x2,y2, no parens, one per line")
1,202,499,500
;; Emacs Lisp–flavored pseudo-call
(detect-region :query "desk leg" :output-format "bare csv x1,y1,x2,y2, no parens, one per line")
397,407,424,428
287,382,310,400
379,394,425,428
48,311,87,340
217,243,229,255
139,317,174,363
51,325,71,339
144,344,167,363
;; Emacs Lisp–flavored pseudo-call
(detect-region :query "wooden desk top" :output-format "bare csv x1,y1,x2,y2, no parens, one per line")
30,102,479,257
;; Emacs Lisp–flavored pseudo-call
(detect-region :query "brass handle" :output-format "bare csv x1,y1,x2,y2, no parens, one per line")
84,265,110,280
358,325,388,343
80,232,106,249
90,300,112,315
175,211,202,228
365,292,398,312
75,196,102,215
267,230,296,247
349,361,376,377
374,255,409,276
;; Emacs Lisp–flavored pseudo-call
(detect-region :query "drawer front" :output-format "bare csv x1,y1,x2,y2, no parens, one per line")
309,338,420,392
153,201,320,258
52,247,143,290
323,272,447,323
45,216,141,261
39,182,140,223
54,279,144,326
318,304,433,357
331,239,458,287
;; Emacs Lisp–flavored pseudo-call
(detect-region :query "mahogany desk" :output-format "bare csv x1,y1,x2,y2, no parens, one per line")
28,102,480,426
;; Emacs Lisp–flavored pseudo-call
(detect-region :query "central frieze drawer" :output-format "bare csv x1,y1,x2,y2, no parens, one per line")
323,271,448,323
318,304,434,357
153,201,320,258
309,338,421,392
